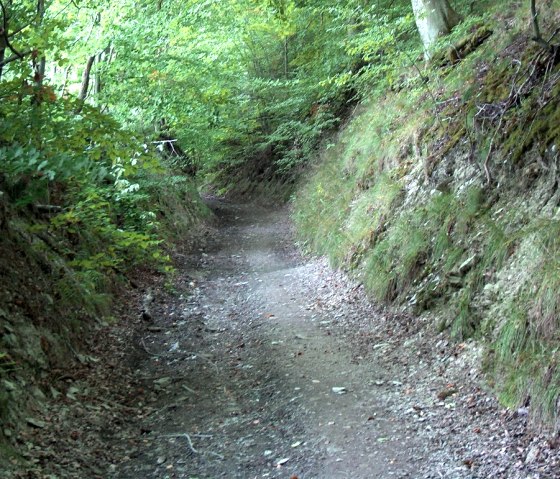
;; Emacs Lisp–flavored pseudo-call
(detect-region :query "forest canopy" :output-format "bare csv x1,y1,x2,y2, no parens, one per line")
2,0,474,179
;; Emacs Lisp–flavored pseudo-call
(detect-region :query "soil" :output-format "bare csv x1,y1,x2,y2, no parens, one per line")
8,200,560,478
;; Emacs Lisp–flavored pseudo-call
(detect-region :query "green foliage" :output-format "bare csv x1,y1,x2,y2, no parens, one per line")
0,77,176,283
0,352,15,373
50,185,165,273
2,0,559,432
0,23,207,321
55,269,112,318
3,0,476,189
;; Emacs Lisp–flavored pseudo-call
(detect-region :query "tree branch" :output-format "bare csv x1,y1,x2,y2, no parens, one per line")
531,0,542,40
0,0,7,30
0,0,37,38
3,35,25,58
1,12,26,61
8,22,33,38
0,49,32,67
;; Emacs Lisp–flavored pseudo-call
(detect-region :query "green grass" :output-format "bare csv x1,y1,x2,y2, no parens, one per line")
293,0,560,428
495,301,530,364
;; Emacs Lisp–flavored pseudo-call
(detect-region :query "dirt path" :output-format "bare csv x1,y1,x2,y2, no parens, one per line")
112,201,560,479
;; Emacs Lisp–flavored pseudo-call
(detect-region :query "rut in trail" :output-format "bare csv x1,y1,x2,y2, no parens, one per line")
115,202,554,479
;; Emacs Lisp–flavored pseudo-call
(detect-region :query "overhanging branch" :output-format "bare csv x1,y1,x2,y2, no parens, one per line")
0,0,33,63
0,49,33,67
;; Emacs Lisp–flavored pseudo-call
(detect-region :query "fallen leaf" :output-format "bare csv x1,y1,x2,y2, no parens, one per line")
437,388,457,400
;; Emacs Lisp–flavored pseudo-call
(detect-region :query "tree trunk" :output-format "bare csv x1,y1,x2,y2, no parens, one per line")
31,0,46,104
94,52,102,98
75,55,95,113
60,65,71,96
0,0,9,82
0,43,5,82
93,45,111,101
411,0,461,58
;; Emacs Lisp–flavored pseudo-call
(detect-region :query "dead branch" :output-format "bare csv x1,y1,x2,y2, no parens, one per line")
481,59,524,184
163,433,199,454
163,433,224,460
33,204,63,215
74,54,95,113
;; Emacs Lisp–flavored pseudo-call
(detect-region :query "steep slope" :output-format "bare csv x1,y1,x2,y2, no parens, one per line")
0,173,209,469
294,2,560,428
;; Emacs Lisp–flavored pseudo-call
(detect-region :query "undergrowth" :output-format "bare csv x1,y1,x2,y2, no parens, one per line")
0,85,209,439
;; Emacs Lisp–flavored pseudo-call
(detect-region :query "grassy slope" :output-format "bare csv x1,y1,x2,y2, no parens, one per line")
294,0,560,428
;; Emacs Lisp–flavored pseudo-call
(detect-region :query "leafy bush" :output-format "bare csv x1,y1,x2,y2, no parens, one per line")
0,83,192,306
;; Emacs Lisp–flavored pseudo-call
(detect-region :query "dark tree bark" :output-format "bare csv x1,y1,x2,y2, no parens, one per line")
0,0,9,81
0,39,5,81
0,0,35,79
75,55,95,113
94,51,102,96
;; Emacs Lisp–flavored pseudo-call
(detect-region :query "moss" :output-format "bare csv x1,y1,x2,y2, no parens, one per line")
500,85,560,165
492,53,560,165
432,25,494,67
427,124,466,173
480,63,512,103
533,81,560,150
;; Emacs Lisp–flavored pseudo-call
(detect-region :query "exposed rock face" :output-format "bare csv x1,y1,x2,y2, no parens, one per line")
411,0,461,57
